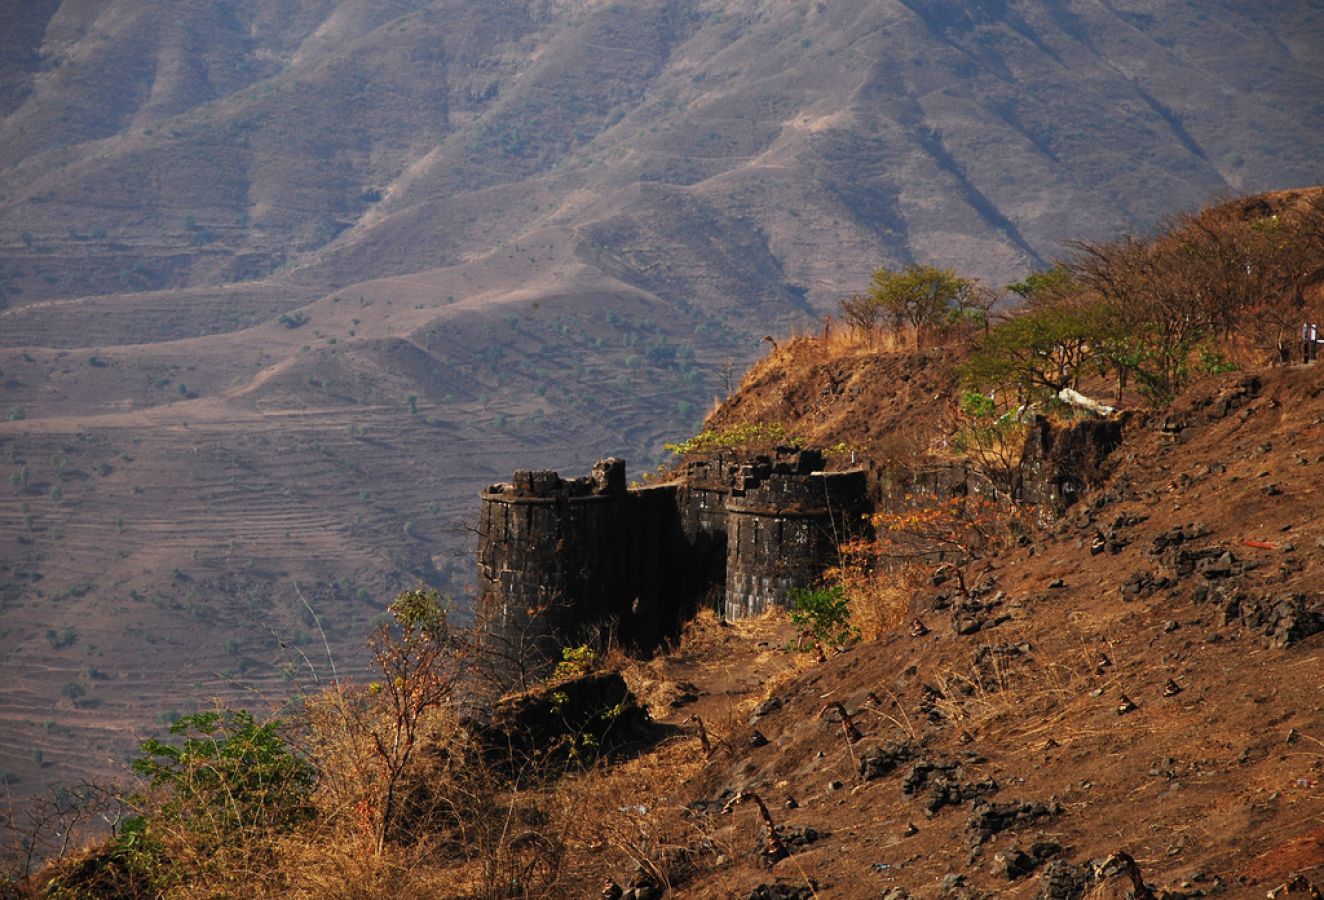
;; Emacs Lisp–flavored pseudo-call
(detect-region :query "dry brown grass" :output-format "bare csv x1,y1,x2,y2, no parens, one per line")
734,322,911,398
832,559,922,642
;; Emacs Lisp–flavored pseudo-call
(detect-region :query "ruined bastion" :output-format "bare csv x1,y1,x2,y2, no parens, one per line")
475,418,1123,686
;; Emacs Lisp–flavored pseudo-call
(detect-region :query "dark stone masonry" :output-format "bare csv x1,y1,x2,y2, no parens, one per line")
476,448,868,685
476,418,1123,687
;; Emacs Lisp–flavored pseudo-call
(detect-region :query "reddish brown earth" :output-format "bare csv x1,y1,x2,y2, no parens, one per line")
568,359,1324,898
5,0,1324,804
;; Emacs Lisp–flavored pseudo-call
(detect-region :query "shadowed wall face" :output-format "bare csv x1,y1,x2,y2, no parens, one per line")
476,450,872,687
725,467,869,619
475,425,1119,688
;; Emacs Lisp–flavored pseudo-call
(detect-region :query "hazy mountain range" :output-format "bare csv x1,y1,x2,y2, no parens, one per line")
1,0,1322,792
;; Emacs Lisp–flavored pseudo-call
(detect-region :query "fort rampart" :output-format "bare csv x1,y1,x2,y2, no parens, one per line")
475,417,1122,687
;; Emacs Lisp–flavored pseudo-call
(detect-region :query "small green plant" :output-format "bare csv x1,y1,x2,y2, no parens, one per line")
98,708,317,890
1198,343,1237,374
665,421,798,458
277,311,309,329
553,644,596,680
789,585,857,651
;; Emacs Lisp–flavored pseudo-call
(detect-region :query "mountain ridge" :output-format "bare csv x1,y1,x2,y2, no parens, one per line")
2,0,1323,798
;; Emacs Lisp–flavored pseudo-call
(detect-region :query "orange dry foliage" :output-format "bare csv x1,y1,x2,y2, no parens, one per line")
825,495,1025,634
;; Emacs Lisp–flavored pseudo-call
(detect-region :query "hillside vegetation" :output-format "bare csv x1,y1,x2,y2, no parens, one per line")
3,0,1324,817
7,189,1324,897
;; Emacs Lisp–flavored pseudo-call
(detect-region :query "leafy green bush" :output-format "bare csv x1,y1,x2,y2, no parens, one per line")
49,708,318,893
665,421,797,458
789,585,858,651
553,644,596,680
131,709,314,838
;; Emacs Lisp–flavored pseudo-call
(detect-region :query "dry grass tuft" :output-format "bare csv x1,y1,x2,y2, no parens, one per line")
833,559,922,642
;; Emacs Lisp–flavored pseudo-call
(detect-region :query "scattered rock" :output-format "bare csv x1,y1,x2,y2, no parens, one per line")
1267,874,1324,898
1150,523,1212,554
904,759,999,816
993,848,1038,880
951,592,1010,636
749,730,770,748
1035,859,1094,899
670,681,702,707
1241,594,1324,647
966,799,1061,845
940,873,966,894
919,684,947,722
859,742,915,781
775,825,827,850
746,880,818,900
1120,570,1171,600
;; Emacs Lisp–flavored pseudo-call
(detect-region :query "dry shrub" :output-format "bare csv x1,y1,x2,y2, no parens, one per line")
274,833,460,899
559,738,721,894
830,553,923,641
296,685,584,898
928,630,1097,741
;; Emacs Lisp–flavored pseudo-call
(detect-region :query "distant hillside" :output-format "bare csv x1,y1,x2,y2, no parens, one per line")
1,0,1323,798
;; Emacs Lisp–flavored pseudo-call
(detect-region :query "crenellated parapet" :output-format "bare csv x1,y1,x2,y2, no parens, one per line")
475,448,870,687
474,420,1124,688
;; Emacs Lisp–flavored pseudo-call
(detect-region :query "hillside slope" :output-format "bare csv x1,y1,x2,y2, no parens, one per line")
584,355,1324,898
2,0,1324,798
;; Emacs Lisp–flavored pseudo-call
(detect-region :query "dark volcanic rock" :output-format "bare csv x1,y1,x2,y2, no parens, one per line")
993,848,1038,880
1234,593,1324,647
966,799,1061,845
747,882,818,900
475,671,647,766
859,741,915,781
903,759,999,816
1035,859,1094,899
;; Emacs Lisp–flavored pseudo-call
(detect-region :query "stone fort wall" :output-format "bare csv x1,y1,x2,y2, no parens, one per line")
475,418,1123,686
475,448,868,684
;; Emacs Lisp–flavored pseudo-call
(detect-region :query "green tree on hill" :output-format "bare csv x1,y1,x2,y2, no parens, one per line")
840,264,991,341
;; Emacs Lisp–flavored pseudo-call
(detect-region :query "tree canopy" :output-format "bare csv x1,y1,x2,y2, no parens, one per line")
840,264,991,339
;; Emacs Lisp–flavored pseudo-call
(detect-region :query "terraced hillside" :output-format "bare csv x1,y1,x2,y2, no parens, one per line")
2,0,1324,796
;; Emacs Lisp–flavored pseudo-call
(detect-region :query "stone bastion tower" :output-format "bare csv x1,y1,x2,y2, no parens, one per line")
475,448,869,686
473,417,1126,687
